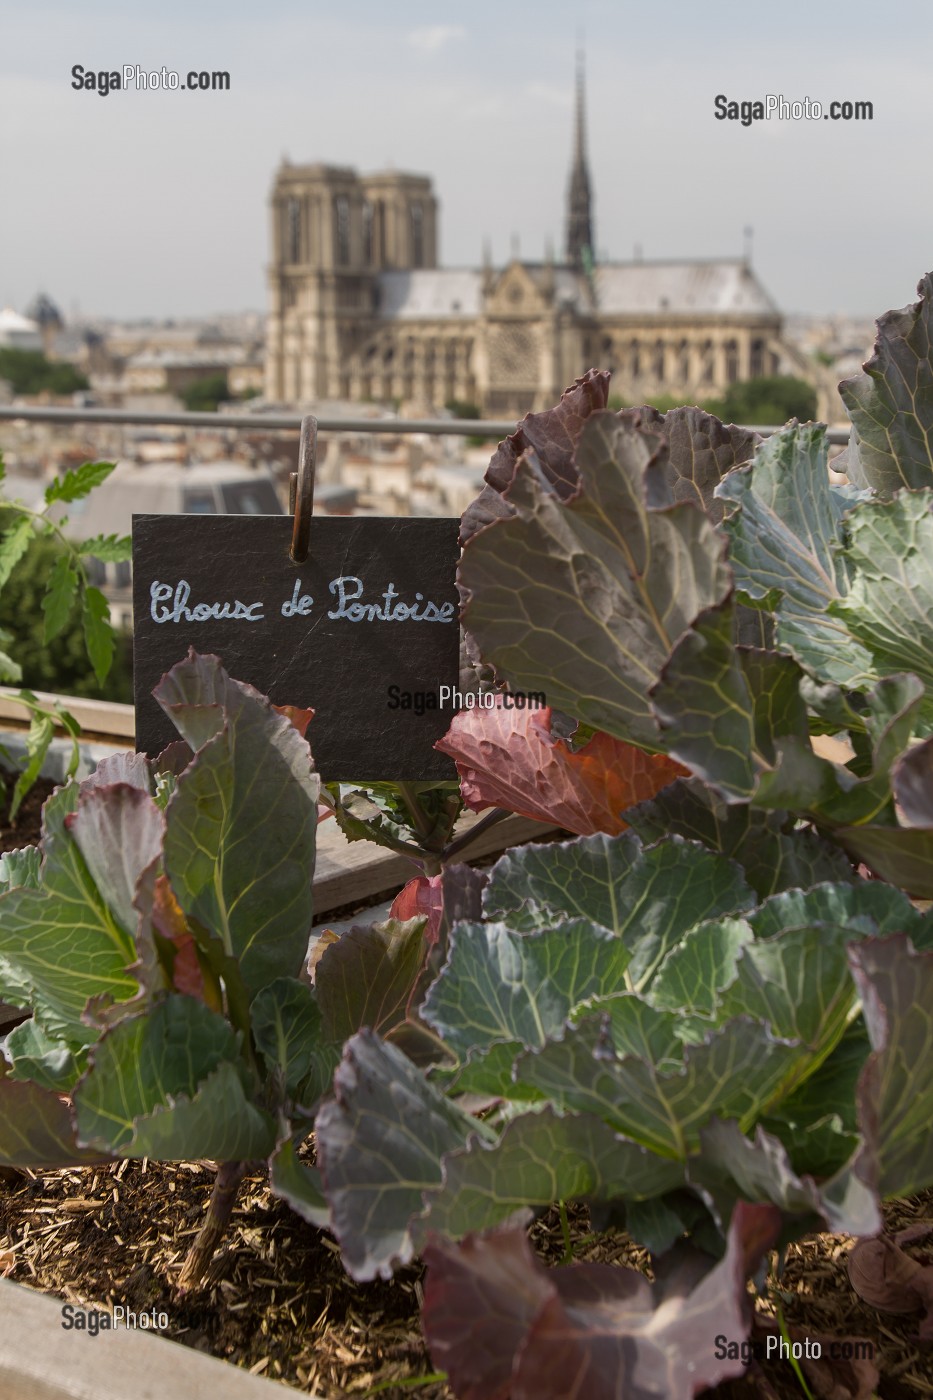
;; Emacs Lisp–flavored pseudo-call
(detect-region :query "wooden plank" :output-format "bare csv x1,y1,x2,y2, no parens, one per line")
0,1277,310,1399
312,810,558,916
0,693,558,914
0,694,135,742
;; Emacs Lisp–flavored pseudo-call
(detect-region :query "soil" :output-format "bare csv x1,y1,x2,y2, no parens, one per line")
2,1159,932,1398
0,773,55,855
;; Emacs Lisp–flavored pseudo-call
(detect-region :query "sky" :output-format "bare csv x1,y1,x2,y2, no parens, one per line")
2,0,932,323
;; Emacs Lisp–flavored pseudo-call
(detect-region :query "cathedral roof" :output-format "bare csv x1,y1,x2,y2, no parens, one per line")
594,260,778,317
377,269,482,320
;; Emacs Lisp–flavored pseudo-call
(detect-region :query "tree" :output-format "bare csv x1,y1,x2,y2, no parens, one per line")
609,392,682,414
0,348,88,396
181,373,231,413
0,534,133,703
704,375,817,426
445,399,481,421
445,398,491,448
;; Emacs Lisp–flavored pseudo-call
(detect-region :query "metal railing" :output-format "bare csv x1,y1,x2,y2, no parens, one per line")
0,404,852,444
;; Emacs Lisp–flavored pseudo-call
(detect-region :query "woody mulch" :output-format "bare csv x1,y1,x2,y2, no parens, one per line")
2,1157,932,1398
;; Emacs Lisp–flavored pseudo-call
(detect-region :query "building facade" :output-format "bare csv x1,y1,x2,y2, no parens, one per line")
265,72,804,417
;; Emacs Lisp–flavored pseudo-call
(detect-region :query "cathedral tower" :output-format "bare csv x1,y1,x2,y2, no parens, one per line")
565,52,595,271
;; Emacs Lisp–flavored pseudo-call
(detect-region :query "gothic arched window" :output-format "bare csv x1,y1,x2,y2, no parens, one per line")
362,201,373,265
750,338,764,378
411,203,424,268
286,198,301,264
334,195,351,267
725,340,739,384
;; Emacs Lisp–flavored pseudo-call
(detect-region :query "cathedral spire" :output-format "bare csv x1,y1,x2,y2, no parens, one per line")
566,49,594,272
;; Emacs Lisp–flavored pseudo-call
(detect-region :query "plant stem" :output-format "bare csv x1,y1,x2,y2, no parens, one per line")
176,1159,247,1291
364,1374,448,1396
397,782,435,844
559,1199,573,1265
776,1304,815,1400
7,504,89,591
442,807,509,863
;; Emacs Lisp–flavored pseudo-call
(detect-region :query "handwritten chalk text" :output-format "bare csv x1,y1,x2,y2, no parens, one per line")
150,580,264,623
326,577,455,623
150,577,455,626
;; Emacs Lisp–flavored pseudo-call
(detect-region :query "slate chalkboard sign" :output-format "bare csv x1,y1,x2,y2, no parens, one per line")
132,513,461,780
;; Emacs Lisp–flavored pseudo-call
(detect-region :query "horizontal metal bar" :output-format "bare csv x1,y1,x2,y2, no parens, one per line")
0,405,518,435
0,404,850,444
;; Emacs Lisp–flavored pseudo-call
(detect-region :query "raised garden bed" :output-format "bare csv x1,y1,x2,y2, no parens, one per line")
6,276,933,1400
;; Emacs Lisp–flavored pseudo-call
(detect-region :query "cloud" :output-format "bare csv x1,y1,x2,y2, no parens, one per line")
524,81,572,109
407,25,467,53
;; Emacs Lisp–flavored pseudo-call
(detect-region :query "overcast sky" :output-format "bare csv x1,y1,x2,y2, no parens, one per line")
2,0,931,323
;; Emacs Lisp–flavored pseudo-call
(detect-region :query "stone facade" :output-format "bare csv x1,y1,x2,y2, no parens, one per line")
264,80,804,417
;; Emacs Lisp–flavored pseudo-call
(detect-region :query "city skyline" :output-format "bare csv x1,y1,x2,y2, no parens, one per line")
3,0,932,322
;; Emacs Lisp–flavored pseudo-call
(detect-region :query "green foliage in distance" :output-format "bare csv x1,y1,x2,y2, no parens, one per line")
180,372,231,413
705,374,818,426
0,348,89,397
608,391,682,414
1,534,132,702
445,398,495,448
444,399,481,421
609,378,817,425
0,453,131,819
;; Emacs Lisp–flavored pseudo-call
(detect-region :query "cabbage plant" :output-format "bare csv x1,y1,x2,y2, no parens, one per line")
312,274,933,1397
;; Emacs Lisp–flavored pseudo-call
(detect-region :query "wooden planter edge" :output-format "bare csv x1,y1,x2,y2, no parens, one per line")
0,1276,312,1399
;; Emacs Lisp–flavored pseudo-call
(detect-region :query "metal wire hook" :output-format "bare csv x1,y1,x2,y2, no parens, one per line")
289,415,317,563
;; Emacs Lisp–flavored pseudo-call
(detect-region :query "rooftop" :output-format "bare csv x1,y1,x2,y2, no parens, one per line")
594,259,779,316
374,259,778,322
378,270,483,320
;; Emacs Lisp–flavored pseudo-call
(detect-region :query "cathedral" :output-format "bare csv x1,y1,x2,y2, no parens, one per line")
264,63,797,417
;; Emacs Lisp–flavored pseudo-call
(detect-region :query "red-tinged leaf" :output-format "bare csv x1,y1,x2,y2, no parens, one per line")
390,875,444,947
893,735,933,827
848,1222,933,1345
460,369,610,544
66,783,164,938
423,1202,781,1400
152,740,193,778
0,1068,106,1168
273,703,315,739
435,700,686,835
307,928,339,982
423,1227,553,1400
150,874,205,1001
316,918,430,1043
